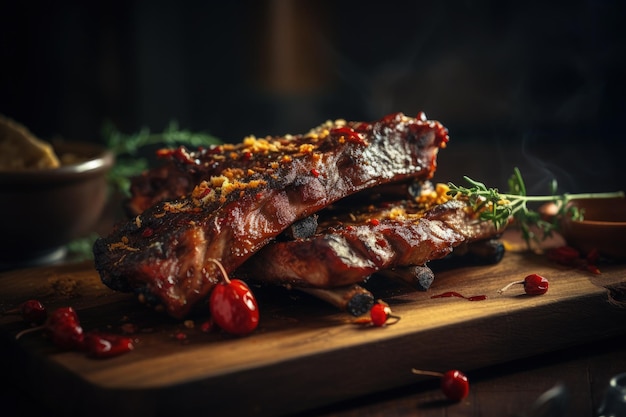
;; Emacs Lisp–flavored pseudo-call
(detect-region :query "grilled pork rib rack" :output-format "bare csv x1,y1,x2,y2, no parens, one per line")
239,198,500,290
94,112,501,319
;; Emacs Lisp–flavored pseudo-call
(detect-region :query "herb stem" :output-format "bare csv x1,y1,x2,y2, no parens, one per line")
498,191,625,203
448,169,625,247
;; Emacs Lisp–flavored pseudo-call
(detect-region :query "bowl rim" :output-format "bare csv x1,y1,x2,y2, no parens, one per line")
569,219,626,227
0,140,114,184
565,196,626,225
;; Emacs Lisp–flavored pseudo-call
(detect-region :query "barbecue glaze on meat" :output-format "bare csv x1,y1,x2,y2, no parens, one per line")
239,197,503,289
94,112,449,318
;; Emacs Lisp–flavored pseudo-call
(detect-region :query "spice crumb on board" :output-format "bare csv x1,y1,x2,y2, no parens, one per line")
46,274,81,298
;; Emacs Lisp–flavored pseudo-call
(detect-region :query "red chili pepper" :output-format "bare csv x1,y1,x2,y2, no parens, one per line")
586,248,600,265
547,245,602,275
158,147,198,165
84,332,134,358
330,127,367,145
587,264,602,275
547,246,580,265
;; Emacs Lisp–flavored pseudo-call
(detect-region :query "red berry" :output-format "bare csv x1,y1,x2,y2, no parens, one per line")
370,303,390,327
498,274,549,295
208,259,259,336
440,369,470,401
45,307,84,350
20,299,47,325
84,332,134,358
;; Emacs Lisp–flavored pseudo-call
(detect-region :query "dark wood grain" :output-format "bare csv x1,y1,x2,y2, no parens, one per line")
1,239,625,417
295,332,626,417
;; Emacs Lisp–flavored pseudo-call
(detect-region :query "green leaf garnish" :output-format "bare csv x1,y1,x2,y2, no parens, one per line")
447,167,624,247
66,121,222,260
103,120,222,196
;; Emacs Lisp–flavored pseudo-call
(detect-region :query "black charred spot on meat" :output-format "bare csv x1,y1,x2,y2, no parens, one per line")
279,214,319,241
92,237,133,292
430,238,505,271
466,238,505,265
405,125,436,149
346,291,375,317
408,180,433,199
413,265,435,291
335,152,358,172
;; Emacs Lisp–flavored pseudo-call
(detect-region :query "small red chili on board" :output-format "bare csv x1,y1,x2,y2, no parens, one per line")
498,273,549,295
174,331,188,342
370,303,391,327
586,248,600,265
411,368,470,401
353,301,401,327
546,246,602,274
19,299,47,325
16,306,85,350
199,319,215,333
16,306,134,359
208,258,260,336
84,332,134,359
547,246,580,265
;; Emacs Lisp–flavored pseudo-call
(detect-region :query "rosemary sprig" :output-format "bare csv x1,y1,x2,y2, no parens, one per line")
447,167,625,246
66,121,222,260
103,120,222,196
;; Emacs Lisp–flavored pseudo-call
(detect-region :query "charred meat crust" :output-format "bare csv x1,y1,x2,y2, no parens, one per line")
94,113,449,318
238,199,501,289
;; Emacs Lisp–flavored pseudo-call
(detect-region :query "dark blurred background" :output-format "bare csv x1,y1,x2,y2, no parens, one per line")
1,0,624,192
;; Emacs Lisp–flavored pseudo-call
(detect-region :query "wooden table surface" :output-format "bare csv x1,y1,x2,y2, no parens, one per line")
2,228,625,417
4,331,625,417
300,332,626,417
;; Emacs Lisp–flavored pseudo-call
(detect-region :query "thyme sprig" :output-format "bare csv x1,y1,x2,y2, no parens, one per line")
447,167,625,246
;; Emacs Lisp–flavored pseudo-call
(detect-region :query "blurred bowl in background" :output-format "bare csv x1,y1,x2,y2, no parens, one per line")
559,197,626,260
0,140,114,270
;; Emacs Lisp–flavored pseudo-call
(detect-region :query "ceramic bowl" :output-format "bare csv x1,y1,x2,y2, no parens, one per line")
559,196,626,260
0,140,114,269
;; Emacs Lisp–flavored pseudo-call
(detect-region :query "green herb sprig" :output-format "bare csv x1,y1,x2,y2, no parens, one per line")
447,167,624,246
66,121,222,261
103,120,222,196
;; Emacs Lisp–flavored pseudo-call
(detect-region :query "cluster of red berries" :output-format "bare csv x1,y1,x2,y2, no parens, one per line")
16,300,134,358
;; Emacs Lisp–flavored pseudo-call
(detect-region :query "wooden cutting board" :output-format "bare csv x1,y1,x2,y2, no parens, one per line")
1,237,625,417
